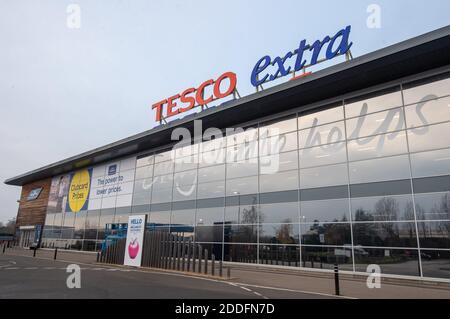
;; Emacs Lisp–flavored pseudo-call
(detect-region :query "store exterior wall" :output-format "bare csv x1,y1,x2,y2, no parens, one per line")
40,70,450,280
16,177,52,247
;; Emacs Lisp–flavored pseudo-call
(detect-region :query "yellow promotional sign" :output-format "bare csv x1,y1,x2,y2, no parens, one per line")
68,169,91,213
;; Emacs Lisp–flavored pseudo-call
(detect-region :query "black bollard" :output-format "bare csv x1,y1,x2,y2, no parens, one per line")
54,248,58,260
2,243,6,254
33,247,37,257
334,264,340,296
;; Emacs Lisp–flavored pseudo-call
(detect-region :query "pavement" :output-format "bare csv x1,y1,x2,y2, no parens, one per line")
2,246,450,299
0,250,336,299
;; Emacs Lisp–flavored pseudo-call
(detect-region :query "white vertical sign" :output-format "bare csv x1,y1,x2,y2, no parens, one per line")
124,215,147,267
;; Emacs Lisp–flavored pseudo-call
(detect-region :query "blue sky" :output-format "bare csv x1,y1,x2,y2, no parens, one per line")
0,0,449,223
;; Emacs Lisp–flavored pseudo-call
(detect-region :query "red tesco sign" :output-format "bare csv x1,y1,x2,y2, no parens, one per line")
152,71,237,122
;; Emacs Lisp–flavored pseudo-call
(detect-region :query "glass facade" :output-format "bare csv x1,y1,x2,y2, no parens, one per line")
41,72,450,280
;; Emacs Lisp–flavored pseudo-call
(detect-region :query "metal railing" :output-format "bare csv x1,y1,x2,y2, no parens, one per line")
98,230,229,279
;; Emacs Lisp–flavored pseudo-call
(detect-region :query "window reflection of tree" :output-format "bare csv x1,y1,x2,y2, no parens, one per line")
301,222,350,246
231,197,259,243
259,219,296,245
415,194,450,247
353,197,419,246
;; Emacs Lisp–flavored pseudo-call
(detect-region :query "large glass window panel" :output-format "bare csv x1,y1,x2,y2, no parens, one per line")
351,195,415,221
114,210,130,224
84,210,100,239
300,199,350,223
224,224,258,244
347,131,408,162
173,143,198,159
135,165,153,180
195,226,224,243
344,89,403,119
223,244,257,263
349,155,411,184
151,188,172,203
225,202,259,225
151,175,173,204
227,142,258,162
44,213,55,228
226,127,258,147
136,154,154,167
73,211,87,239
52,213,64,237
352,222,418,247
260,150,298,174
172,187,196,202
259,116,297,138
199,148,226,167
173,170,197,187
346,107,405,140
298,105,344,129
300,163,348,189
414,192,450,220
260,170,299,193
133,178,154,194
148,211,170,226
200,136,226,153
196,207,224,226
154,150,174,163
408,122,450,153
63,212,76,229
411,148,450,178
259,131,297,156
353,248,420,277
226,176,258,197
132,192,151,206
197,181,225,199
151,174,173,191
417,221,450,249
299,121,345,149
421,250,450,279
226,160,258,179
260,224,299,244
299,142,347,168
301,223,351,246
403,76,450,105
259,202,298,224
198,165,225,184
405,96,450,129
170,209,195,227
174,154,198,172
302,246,353,271
153,161,174,176
97,209,115,240
259,245,300,267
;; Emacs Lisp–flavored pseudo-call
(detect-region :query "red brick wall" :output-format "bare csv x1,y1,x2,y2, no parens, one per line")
16,178,52,228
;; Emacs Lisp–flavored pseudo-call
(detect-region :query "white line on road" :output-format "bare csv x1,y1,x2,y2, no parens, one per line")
232,283,357,299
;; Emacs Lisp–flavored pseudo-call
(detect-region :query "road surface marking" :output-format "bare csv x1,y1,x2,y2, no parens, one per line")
232,283,357,299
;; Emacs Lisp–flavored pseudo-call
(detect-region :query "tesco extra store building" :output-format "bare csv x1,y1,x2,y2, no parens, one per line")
6,25,450,281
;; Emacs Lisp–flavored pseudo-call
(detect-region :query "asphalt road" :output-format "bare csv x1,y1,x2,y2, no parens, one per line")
0,254,337,299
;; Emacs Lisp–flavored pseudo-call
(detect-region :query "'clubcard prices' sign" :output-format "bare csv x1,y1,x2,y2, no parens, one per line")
124,215,147,267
